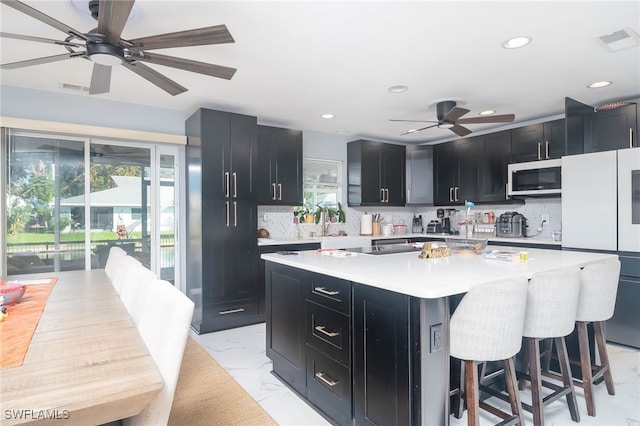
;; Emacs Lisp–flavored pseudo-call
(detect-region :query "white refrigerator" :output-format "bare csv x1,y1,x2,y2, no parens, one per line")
562,147,640,348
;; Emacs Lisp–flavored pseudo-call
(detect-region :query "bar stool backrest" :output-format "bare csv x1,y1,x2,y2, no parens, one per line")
576,259,621,322
450,277,529,362
523,267,581,339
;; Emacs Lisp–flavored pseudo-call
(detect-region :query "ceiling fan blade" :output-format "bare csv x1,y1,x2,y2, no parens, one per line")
98,0,135,45
457,114,516,124
123,61,187,96
131,52,236,80
0,0,87,40
89,64,112,95
0,32,82,47
443,107,470,123
1,52,79,69
389,119,438,123
128,25,234,51
401,124,438,135
450,124,472,137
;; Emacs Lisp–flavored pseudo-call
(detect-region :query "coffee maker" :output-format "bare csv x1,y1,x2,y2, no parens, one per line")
412,215,423,233
438,208,453,234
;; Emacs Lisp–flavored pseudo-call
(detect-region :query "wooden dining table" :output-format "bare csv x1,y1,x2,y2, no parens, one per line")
1,269,164,426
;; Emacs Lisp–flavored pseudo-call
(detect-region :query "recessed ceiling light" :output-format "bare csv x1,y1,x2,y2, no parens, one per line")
388,85,408,93
321,114,335,119
588,81,612,89
479,110,496,116
502,36,531,49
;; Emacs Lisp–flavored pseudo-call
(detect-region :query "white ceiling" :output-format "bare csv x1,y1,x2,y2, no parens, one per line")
1,1,639,144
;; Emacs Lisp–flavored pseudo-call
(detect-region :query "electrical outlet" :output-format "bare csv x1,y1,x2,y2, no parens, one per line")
541,214,549,224
430,323,443,353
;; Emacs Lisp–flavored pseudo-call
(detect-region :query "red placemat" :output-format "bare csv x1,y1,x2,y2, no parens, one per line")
0,278,57,369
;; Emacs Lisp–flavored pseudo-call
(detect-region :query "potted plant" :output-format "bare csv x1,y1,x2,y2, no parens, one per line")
313,202,346,224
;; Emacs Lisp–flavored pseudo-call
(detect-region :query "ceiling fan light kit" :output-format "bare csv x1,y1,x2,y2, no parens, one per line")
0,0,237,96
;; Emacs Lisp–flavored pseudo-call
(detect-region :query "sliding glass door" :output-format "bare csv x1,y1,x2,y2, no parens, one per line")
3,130,180,286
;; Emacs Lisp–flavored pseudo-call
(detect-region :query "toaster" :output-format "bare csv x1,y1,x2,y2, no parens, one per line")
496,212,528,238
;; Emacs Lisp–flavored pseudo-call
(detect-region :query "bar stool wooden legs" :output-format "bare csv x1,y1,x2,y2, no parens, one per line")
576,320,615,416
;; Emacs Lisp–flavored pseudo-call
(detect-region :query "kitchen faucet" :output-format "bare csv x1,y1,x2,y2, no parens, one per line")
321,207,330,236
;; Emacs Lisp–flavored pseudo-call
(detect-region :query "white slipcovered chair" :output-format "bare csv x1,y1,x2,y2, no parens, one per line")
518,267,582,426
450,277,529,426
574,258,621,417
123,279,195,426
119,263,157,325
111,255,142,295
104,246,127,280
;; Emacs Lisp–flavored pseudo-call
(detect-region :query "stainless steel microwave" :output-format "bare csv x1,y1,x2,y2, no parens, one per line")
507,159,562,196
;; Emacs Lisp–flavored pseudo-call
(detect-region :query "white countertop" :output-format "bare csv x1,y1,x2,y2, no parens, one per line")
258,233,561,247
261,245,615,299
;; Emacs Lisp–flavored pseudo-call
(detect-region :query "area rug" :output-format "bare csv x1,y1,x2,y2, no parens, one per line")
0,277,57,369
168,337,278,426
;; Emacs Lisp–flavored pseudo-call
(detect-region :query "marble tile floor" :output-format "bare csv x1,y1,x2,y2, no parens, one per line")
192,324,640,426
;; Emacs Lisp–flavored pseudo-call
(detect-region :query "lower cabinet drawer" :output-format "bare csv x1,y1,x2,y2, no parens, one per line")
306,300,350,365
306,345,352,426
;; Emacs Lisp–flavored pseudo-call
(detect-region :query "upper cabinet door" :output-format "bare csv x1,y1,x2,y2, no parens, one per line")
229,114,257,200
382,144,406,205
511,123,544,163
433,142,458,206
255,125,303,205
478,130,511,203
585,104,638,153
347,140,405,206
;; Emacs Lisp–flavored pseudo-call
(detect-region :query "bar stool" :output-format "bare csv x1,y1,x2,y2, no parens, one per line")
574,258,621,416
450,277,529,426
517,268,582,426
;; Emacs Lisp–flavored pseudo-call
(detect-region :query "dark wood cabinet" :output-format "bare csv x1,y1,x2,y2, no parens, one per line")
352,283,419,426
585,103,637,153
265,262,308,395
258,243,319,316
185,108,261,334
511,119,565,162
433,137,480,206
348,140,406,206
256,125,303,205
478,130,512,203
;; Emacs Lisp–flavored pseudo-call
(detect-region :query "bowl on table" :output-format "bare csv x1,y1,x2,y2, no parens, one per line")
0,281,27,306
445,238,488,255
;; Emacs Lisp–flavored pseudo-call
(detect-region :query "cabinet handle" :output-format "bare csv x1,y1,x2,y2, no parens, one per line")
233,201,237,227
505,183,510,200
315,371,338,387
225,171,230,198
225,201,230,227
219,308,245,315
449,187,454,203
631,128,634,148
537,142,542,160
315,325,339,338
278,183,282,201
272,183,277,200
454,187,459,202
314,286,340,296
380,188,385,203
386,188,390,202
545,141,549,159
232,172,237,198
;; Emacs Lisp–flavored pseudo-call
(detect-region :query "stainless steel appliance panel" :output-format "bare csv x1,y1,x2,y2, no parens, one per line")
618,147,640,252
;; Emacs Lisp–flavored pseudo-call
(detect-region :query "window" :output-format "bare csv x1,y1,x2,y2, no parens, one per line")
303,159,342,211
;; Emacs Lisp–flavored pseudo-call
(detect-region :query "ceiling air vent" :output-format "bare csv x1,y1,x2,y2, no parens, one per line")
598,27,640,52
59,82,90,93
595,101,634,111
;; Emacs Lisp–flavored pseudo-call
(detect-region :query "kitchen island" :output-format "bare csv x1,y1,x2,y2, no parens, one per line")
262,245,616,426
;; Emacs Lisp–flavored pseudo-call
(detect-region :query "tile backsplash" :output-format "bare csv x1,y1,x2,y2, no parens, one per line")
258,198,561,240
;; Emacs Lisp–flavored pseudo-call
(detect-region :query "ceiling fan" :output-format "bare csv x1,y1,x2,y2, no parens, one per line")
0,0,236,96
390,100,515,137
